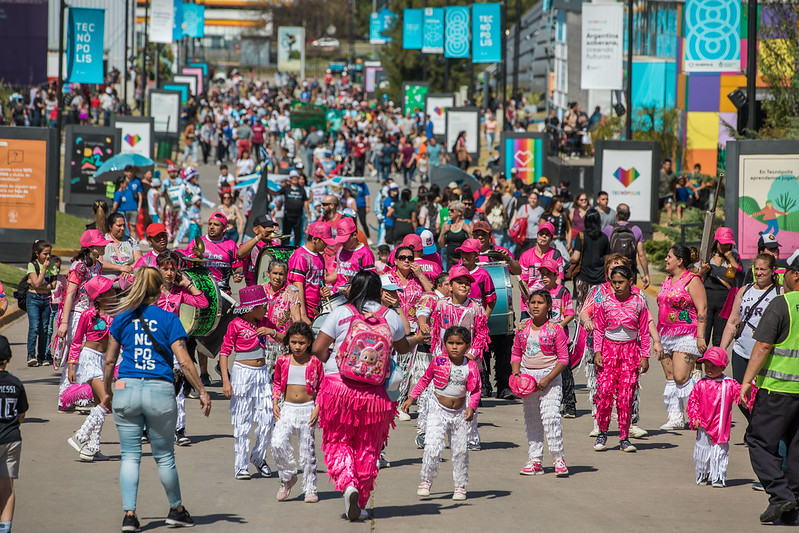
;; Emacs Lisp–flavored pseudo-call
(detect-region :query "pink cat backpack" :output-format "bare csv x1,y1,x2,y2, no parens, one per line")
337,304,394,386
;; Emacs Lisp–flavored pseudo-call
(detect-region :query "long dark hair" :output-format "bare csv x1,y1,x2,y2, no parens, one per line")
483,191,504,216
107,212,125,233
347,270,382,313
544,195,564,216
283,321,314,349
400,188,411,208
30,239,51,262
584,208,602,240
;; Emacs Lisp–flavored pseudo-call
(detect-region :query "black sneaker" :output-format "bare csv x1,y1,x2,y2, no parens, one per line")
593,432,608,451
166,506,195,527
141,430,150,445
175,429,191,446
760,501,797,523
121,513,141,532
41,357,53,367
562,407,577,418
200,373,211,386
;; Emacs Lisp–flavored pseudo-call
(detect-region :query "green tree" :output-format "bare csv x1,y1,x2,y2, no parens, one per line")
633,106,682,166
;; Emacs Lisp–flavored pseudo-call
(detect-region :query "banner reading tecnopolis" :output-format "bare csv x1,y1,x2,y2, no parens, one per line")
593,140,660,235
581,2,624,90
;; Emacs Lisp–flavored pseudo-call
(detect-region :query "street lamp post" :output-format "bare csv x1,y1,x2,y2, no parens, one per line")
745,0,757,133
625,0,633,140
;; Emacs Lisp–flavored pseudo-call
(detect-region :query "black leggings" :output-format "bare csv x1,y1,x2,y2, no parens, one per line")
357,206,370,238
704,287,730,347
283,216,304,248
731,350,752,421
561,366,576,410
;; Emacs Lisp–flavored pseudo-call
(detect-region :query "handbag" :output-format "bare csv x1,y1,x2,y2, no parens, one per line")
565,232,583,280
135,307,184,394
734,284,776,339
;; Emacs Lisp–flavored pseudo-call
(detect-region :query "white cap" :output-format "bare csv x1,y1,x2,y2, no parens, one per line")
289,170,300,177
191,194,202,204
380,274,403,292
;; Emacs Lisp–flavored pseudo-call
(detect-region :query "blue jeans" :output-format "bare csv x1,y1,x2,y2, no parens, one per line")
26,293,51,359
112,378,182,511
46,302,58,357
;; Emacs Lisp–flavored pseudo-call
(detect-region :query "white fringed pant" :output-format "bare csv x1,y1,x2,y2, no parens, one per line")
229,362,273,474
420,397,470,488
694,428,729,484
522,367,564,463
272,401,317,495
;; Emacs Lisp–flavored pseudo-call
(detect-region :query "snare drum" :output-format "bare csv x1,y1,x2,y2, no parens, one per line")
481,262,516,336
310,293,347,335
179,267,223,337
255,246,297,285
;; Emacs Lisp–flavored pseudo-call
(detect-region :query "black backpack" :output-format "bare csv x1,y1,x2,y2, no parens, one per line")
13,262,39,311
609,223,638,266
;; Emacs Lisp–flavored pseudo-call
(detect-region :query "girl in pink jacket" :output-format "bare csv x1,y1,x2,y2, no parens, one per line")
687,347,741,487
592,265,651,453
512,289,570,477
402,326,481,502
272,322,324,503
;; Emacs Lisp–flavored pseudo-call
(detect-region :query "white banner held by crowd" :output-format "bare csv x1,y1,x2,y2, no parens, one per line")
149,0,173,44
581,3,624,90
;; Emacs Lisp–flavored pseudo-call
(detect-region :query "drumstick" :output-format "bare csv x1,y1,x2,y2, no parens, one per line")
219,291,237,307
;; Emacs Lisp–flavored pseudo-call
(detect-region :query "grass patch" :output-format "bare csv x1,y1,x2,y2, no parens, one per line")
54,210,90,250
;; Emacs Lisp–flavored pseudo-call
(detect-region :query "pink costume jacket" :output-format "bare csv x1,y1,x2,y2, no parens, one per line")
134,251,158,269
264,283,300,342
68,307,113,365
511,320,569,367
384,268,426,327
271,355,325,400
687,376,741,444
219,316,267,358
430,297,490,360
593,292,651,357
657,270,699,337
410,355,481,410
156,285,209,316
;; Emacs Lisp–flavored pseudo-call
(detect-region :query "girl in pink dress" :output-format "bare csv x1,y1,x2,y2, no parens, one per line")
592,265,651,453
512,289,570,476
219,285,278,480
687,347,741,487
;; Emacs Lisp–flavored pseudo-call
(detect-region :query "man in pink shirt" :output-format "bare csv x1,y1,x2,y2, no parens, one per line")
332,217,376,293
471,221,522,275
181,212,243,294
519,221,565,295
288,221,333,322
456,238,497,317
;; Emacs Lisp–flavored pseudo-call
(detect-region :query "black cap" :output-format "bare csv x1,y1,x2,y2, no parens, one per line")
0,335,11,363
253,215,276,228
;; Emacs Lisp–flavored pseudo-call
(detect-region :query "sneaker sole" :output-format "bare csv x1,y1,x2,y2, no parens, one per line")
345,488,360,521
176,440,191,447
555,471,569,477
121,525,141,533
27,360,38,367
452,495,467,501
79,454,95,462
417,490,431,497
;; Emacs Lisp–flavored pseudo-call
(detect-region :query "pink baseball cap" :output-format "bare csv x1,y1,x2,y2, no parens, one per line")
209,212,228,227
402,233,423,250
714,227,735,245
307,221,336,246
83,276,115,300
80,229,111,248
538,221,555,235
335,217,357,244
456,238,481,254
448,265,475,283
697,347,728,368
539,258,559,273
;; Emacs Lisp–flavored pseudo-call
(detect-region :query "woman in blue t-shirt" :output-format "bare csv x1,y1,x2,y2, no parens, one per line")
101,268,211,532
112,177,139,238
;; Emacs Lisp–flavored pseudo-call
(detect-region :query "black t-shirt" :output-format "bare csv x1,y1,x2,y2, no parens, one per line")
753,295,790,346
574,232,610,285
0,372,28,444
278,185,307,218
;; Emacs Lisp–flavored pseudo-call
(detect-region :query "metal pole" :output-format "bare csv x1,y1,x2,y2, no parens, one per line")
143,0,149,115
500,0,507,125
745,0,757,133
57,0,67,204
512,0,521,100
444,0,450,93
625,0,633,139
124,0,129,106
349,0,356,67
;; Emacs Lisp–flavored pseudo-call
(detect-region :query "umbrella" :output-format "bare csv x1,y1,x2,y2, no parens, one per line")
430,164,481,193
93,153,154,178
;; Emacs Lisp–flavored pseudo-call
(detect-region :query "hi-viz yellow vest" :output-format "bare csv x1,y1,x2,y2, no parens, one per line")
758,290,799,394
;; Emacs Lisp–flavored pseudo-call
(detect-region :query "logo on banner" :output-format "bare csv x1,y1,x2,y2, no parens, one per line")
685,0,740,72
613,167,640,188
124,134,142,147
514,150,533,168
445,8,470,58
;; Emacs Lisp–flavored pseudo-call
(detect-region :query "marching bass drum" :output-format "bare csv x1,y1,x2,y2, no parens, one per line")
480,261,516,336
310,293,347,335
179,267,223,337
255,245,296,285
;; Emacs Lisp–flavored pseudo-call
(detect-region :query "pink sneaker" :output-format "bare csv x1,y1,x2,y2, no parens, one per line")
304,492,319,503
276,475,297,501
554,458,569,477
520,461,544,475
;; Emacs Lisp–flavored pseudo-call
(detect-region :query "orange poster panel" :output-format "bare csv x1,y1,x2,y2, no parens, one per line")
0,138,47,230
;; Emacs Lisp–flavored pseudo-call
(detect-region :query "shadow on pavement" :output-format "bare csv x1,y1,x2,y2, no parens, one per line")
560,464,599,476
138,513,246,530
373,502,445,518
22,417,48,423
385,456,423,467
479,441,519,450
725,478,757,487
186,433,232,445
625,441,678,451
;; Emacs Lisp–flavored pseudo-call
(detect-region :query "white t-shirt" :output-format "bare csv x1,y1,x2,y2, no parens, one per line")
147,187,161,216
319,301,406,374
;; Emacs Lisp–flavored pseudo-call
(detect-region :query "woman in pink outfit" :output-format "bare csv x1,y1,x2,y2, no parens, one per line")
592,265,651,453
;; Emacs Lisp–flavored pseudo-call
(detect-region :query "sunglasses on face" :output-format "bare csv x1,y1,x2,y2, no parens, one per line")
322,202,335,206
396,255,414,261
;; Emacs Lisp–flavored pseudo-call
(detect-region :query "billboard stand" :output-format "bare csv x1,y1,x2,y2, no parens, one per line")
62,125,121,217
445,107,481,162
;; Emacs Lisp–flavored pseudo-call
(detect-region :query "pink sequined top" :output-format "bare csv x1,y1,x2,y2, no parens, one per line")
265,283,300,341
219,316,268,358
657,270,699,337
272,355,324,399
156,285,209,316
430,297,490,360
68,307,113,364
687,375,741,444
511,320,569,369
134,251,158,269
410,356,481,410
593,292,651,357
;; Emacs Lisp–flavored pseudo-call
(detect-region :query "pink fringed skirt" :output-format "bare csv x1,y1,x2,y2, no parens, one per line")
317,373,396,443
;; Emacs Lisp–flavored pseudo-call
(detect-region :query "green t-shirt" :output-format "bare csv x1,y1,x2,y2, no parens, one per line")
26,262,58,289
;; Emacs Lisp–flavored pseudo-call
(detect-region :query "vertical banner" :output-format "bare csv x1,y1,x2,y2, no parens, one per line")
112,117,154,159
445,6,471,59
173,0,183,41
0,0,48,86
422,8,444,54
66,7,105,84
581,3,624,90
277,27,306,76
403,8,423,50
369,9,396,44
472,3,501,63
149,90,181,138
403,82,429,116
446,107,481,158
181,66,205,95
149,0,173,44
685,0,741,72
173,74,197,95
182,3,205,38
500,132,547,184
425,93,456,136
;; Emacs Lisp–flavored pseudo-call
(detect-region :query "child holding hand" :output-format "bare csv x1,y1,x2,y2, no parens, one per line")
402,326,481,502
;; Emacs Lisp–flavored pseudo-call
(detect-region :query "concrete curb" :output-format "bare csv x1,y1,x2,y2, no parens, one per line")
0,306,25,330
52,248,78,257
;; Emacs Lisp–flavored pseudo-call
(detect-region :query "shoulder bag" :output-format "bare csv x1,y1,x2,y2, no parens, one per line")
135,307,184,393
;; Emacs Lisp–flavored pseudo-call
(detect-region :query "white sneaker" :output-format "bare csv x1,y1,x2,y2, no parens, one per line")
452,487,467,501
660,414,685,431
397,410,411,421
417,480,431,497
628,425,649,438
68,431,87,453
589,422,599,438
377,452,390,469
343,486,360,521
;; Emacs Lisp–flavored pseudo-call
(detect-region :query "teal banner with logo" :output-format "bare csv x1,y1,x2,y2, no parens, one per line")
66,7,105,84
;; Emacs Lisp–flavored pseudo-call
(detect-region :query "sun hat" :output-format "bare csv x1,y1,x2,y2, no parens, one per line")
471,221,492,234
538,221,555,235
402,234,423,250
253,215,276,228
146,223,167,238
380,274,404,292
758,233,781,250
209,212,228,227
418,229,437,255
714,227,735,245
84,276,115,300
539,258,559,273
80,229,111,248
235,285,269,314
448,265,475,283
